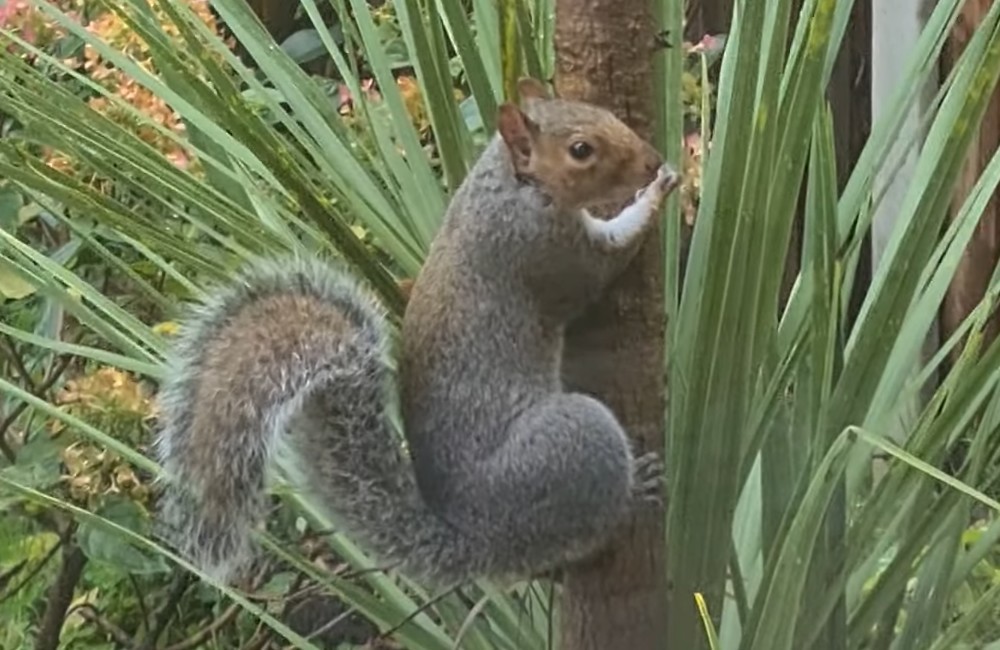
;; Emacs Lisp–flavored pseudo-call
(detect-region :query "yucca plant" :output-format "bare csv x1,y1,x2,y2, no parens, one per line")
2,0,1000,649
663,1,1000,648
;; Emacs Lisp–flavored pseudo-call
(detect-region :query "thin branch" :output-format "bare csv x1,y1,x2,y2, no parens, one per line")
0,353,75,460
239,627,271,650
140,572,191,650
0,435,15,465
547,579,556,649
72,604,136,647
157,567,267,650
2,334,39,392
127,575,152,635
337,561,401,581
0,539,63,605
34,543,87,650
0,560,28,590
378,586,460,641
301,602,359,642
162,603,241,650
239,571,313,650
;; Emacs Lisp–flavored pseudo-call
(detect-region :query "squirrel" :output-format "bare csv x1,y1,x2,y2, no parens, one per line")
154,77,680,588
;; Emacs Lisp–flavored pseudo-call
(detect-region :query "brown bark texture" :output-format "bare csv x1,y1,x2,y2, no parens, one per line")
828,0,872,324
941,0,1000,354
553,1,668,649
34,544,87,650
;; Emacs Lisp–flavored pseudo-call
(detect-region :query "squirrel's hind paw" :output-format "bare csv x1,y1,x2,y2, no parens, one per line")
630,451,666,506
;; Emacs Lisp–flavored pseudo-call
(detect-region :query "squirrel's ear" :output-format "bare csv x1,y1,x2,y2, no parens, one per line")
517,77,552,103
498,103,539,171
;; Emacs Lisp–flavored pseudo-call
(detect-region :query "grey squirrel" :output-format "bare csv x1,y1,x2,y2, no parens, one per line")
155,78,680,588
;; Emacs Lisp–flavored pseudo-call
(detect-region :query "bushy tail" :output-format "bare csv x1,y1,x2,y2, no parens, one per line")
155,257,475,586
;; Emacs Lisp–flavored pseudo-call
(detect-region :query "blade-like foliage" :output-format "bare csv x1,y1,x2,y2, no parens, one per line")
666,0,1000,649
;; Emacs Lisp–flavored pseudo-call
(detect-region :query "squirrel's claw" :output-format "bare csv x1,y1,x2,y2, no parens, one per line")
635,163,681,209
631,451,666,506
653,164,681,196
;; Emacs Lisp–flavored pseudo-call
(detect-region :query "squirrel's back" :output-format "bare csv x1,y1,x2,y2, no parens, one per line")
399,93,663,513
398,136,571,507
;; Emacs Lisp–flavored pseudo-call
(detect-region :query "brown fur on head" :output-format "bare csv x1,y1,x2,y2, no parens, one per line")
498,77,663,211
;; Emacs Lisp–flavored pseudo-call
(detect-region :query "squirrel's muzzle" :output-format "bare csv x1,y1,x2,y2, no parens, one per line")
642,144,664,181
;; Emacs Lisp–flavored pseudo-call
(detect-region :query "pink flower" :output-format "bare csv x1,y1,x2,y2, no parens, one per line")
0,1,27,27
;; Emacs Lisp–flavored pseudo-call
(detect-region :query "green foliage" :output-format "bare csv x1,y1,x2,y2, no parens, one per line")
667,1,1000,649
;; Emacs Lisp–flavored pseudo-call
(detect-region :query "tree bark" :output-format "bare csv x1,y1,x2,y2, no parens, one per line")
34,544,87,650
554,1,668,649
828,0,872,325
941,0,1000,358
938,1,1000,484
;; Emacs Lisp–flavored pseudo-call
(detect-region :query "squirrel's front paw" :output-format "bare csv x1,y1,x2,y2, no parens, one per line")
652,164,682,198
634,164,681,211
630,451,666,506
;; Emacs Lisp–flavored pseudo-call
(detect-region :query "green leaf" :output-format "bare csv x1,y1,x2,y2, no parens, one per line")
280,25,346,64
0,265,36,300
2,434,64,491
0,185,22,231
76,497,170,575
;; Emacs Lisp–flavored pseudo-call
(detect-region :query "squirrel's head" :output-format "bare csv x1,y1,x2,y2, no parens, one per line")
497,77,664,211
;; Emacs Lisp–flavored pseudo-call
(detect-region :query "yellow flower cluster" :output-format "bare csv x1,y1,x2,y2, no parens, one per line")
55,367,154,507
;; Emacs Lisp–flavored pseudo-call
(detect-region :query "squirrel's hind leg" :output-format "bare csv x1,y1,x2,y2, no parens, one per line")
447,393,639,580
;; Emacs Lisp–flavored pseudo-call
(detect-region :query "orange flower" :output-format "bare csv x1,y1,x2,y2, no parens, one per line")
43,0,229,179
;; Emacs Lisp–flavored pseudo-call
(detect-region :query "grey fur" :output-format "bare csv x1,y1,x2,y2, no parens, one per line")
156,256,480,585
156,95,674,588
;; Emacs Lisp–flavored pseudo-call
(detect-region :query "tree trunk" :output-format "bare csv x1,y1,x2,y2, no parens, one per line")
941,0,1000,358
828,0,872,325
939,1,1000,483
34,544,87,650
553,1,668,649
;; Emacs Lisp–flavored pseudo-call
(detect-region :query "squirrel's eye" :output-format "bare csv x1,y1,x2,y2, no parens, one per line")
568,141,594,161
